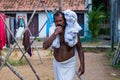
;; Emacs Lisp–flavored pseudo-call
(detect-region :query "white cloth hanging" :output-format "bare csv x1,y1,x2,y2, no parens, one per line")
15,17,25,39
16,27,24,39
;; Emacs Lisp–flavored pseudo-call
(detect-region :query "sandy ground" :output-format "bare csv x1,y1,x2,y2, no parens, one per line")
0,48,119,80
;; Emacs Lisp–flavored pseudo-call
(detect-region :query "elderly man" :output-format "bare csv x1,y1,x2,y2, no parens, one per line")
43,10,85,80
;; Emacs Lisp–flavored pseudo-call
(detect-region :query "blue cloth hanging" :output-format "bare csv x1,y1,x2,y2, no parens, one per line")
46,12,54,36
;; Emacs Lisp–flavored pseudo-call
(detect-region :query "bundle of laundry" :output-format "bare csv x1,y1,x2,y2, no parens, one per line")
49,9,82,49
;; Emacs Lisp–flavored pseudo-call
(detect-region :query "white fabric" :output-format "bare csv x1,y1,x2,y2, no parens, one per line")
64,21,82,47
15,27,24,39
53,55,76,80
49,9,82,49
63,9,82,47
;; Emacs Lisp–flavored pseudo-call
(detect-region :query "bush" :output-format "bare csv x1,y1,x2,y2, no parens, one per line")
87,4,105,38
99,27,110,35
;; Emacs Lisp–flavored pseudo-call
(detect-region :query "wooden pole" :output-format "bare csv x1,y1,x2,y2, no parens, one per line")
0,51,1,66
0,57,25,80
58,0,62,11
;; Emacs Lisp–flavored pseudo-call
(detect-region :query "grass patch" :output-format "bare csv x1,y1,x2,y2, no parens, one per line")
81,37,101,43
105,49,115,59
111,77,120,80
113,62,120,69
83,48,102,53
83,47,109,53
35,38,45,42
7,58,28,66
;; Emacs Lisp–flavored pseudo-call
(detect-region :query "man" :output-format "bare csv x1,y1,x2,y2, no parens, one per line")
43,11,85,80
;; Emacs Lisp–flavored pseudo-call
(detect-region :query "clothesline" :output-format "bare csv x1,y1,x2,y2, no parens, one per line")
0,0,42,79
0,0,54,79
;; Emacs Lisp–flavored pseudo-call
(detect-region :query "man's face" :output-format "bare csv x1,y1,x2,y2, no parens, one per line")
54,14,65,28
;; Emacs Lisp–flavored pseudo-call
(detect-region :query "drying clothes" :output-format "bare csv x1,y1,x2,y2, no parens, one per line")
46,12,54,36
16,18,25,39
5,18,11,47
5,17,17,47
10,17,16,44
15,27,24,39
49,9,82,49
53,55,76,80
19,18,25,27
23,27,32,57
0,13,6,50
18,17,24,28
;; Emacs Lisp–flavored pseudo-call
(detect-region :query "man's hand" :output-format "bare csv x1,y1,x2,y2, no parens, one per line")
76,66,84,78
54,26,63,35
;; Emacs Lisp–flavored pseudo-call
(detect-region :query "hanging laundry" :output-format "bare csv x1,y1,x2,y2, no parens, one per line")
23,27,32,57
10,17,17,44
16,16,25,39
5,17,17,47
46,12,54,36
0,13,6,50
5,18,11,47
41,0,45,3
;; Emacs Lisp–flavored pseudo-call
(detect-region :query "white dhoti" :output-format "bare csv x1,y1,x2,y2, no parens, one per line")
53,55,76,80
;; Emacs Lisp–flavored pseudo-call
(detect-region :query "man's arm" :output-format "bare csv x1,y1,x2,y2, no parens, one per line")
43,33,57,49
43,26,63,49
76,35,85,76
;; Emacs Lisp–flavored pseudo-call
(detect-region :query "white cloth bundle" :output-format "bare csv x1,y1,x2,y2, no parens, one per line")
49,9,82,49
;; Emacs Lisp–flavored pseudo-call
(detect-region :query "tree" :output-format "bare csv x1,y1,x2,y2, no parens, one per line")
87,5,105,38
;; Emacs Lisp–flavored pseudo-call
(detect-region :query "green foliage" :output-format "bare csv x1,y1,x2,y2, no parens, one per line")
105,49,120,69
83,48,103,53
35,38,45,42
81,37,100,43
113,62,120,69
105,49,115,60
87,5,105,38
99,27,110,35
7,59,27,66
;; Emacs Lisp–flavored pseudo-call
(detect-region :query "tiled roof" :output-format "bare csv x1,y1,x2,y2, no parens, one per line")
0,0,85,12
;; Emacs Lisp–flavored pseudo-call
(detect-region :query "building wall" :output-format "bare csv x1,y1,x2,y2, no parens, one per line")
6,11,86,38
84,0,92,38
38,12,47,38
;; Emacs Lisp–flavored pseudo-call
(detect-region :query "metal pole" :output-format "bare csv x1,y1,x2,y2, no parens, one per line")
115,0,118,42
110,0,114,50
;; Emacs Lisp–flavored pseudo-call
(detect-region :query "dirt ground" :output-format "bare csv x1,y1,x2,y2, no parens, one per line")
0,48,120,80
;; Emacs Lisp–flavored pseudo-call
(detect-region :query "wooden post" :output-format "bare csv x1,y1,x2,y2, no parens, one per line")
0,57,25,80
58,0,62,11
110,0,115,50
0,51,1,66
